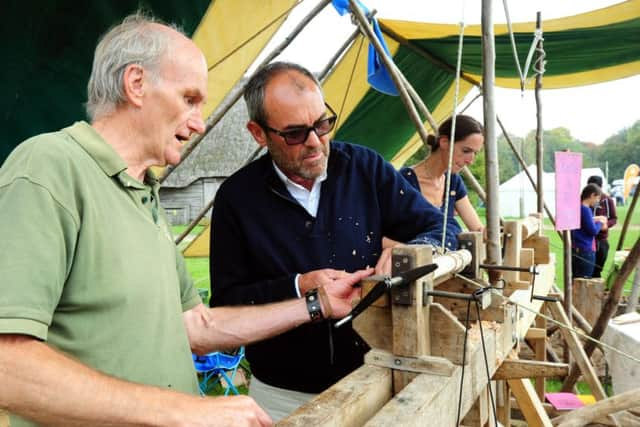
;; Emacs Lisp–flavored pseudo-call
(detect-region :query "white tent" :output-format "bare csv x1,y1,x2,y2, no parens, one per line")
497,165,605,218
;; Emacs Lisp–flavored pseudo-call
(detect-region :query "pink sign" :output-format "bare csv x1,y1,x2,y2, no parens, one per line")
555,152,582,231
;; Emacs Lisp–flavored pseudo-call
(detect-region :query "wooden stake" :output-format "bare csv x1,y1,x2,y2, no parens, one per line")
508,378,553,427
562,237,640,391
547,301,607,400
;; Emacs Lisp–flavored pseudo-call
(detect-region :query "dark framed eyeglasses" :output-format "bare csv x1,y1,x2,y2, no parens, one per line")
259,103,338,146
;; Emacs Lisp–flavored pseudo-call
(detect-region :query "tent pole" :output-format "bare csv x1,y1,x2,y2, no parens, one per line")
347,0,431,149
174,7,363,246
534,12,545,216
160,0,333,183
481,0,502,274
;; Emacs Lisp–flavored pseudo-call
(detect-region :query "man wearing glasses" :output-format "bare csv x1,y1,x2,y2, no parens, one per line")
209,61,455,421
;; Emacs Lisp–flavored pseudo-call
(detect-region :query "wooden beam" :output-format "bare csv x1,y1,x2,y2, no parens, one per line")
547,301,607,401
509,257,555,339
523,234,551,264
364,349,455,377
525,327,546,340
279,365,392,427
493,359,569,380
552,388,640,427
508,378,553,427
364,323,502,426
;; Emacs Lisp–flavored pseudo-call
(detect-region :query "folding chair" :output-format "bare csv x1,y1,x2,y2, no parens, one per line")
192,347,245,396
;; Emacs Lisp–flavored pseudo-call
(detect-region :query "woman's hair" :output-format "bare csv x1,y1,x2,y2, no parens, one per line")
581,183,602,201
427,114,483,152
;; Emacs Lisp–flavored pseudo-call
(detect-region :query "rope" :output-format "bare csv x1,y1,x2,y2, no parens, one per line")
502,0,544,92
441,1,467,250
453,273,640,365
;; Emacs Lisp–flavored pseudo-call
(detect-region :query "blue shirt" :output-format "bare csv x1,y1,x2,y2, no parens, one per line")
571,204,602,251
399,166,468,238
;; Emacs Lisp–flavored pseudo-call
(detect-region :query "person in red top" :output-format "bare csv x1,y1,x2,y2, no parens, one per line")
587,175,618,277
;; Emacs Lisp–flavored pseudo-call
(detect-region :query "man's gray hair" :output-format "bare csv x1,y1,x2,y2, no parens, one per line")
86,12,184,120
244,61,321,126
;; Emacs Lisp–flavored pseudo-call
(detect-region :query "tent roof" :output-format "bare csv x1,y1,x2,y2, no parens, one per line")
2,0,639,167
323,0,640,166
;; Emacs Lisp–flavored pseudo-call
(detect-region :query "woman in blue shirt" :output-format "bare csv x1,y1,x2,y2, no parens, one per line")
571,183,608,278
400,115,485,241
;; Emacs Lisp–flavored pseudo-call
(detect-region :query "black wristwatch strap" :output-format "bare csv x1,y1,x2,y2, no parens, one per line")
305,288,324,322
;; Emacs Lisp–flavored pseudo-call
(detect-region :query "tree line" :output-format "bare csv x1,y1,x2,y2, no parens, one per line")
405,119,640,205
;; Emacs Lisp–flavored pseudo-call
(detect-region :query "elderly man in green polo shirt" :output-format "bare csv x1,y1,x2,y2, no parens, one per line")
0,13,371,427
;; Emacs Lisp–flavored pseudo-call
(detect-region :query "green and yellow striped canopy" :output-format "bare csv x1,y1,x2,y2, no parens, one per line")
323,0,640,166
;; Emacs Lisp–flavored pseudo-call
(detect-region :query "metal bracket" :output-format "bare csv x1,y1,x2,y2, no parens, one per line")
458,236,477,278
391,253,414,305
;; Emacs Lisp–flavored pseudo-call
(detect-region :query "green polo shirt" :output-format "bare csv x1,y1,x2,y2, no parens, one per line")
0,122,201,426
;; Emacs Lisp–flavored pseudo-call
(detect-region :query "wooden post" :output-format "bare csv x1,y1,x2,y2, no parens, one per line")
535,305,547,400
625,264,640,314
160,0,333,184
571,278,604,325
390,245,433,392
547,301,607,401
562,231,572,365
481,0,502,275
347,0,431,151
497,381,512,427
616,184,639,250
508,378,553,427
0,409,8,427
534,11,544,215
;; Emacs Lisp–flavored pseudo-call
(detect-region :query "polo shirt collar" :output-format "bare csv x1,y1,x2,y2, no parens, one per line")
64,121,127,177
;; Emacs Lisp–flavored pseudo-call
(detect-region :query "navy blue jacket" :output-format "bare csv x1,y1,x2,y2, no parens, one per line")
210,142,457,392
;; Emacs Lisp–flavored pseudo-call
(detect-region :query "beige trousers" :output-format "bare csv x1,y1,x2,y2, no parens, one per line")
249,375,318,422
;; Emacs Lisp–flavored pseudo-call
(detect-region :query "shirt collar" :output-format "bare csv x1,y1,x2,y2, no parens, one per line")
271,161,328,192
63,121,127,177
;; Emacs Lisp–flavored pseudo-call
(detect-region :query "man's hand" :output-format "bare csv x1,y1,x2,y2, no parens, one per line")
299,268,374,318
374,247,394,276
182,395,272,427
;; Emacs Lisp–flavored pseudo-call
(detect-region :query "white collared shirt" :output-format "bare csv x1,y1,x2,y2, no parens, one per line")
272,161,328,297
272,161,327,217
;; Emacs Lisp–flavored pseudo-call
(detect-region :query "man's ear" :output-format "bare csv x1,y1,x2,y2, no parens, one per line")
122,64,146,108
247,121,268,147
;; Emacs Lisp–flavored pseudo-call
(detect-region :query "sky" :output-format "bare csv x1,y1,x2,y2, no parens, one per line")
254,0,639,144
